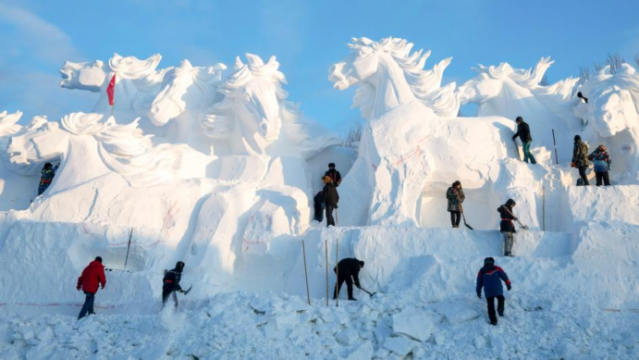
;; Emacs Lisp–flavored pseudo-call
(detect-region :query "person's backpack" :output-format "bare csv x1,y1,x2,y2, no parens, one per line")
581,143,589,162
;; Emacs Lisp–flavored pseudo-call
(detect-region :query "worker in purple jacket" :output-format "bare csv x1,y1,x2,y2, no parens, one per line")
476,257,512,326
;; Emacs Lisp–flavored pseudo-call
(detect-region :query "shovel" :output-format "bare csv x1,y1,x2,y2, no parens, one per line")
502,206,529,230
513,138,523,161
459,203,474,230
360,287,376,298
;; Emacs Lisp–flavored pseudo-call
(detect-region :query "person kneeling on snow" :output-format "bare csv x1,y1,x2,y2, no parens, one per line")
162,261,185,309
497,199,517,257
446,180,465,228
334,258,364,301
588,144,612,186
323,176,339,227
76,256,107,319
476,257,511,326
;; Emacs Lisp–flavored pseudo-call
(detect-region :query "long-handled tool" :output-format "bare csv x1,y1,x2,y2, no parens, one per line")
458,203,474,230
360,287,376,298
502,205,529,230
513,138,522,161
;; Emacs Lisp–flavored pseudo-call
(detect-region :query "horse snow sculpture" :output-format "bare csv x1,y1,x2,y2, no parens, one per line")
0,111,39,210
330,37,513,227
574,64,639,182
201,53,339,158
61,54,226,148
7,112,187,193
457,58,582,164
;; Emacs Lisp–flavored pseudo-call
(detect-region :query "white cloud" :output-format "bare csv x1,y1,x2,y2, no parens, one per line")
0,2,83,65
0,2,87,122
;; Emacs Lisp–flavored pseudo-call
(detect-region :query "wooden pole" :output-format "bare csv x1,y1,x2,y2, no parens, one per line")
552,129,559,165
325,239,329,306
335,237,339,307
124,229,133,269
302,240,311,306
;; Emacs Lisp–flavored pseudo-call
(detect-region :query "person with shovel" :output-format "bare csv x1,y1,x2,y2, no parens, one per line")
497,199,522,257
162,261,187,309
446,180,465,228
334,258,365,301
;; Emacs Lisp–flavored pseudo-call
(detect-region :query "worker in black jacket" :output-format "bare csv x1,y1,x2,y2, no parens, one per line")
497,200,517,256
323,176,339,227
334,258,365,301
512,116,537,164
325,163,342,187
162,261,185,309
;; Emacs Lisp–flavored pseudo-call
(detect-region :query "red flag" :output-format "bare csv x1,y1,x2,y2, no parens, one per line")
106,74,116,106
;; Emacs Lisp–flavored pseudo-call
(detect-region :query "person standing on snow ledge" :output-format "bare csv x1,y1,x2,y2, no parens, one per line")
476,257,511,326
162,261,185,309
76,256,106,319
512,116,537,165
497,199,517,256
588,144,612,186
571,135,590,186
322,176,339,227
38,162,59,196
446,180,465,228
325,163,342,187
334,258,365,301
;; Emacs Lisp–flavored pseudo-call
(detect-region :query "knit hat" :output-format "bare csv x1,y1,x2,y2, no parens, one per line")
452,180,461,187
574,135,581,141
505,199,516,207
515,116,523,123
484,257,495,266
598,144,606,151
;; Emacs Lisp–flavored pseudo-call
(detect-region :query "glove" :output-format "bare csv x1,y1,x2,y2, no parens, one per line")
77,286,81,291
101,285,105,290
507,284,512,291
512,135,516,141
477,293,482,299
570,162,576,168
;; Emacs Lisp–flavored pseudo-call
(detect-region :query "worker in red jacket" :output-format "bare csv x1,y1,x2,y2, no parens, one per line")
76,256,106,319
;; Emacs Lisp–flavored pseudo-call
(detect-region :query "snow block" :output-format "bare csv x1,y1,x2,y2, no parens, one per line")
392,307,438,342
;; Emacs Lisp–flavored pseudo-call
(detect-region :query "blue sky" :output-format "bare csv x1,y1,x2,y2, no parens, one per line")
1,0,638,134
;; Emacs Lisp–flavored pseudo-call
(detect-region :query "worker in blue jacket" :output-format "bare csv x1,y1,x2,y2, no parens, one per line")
476,257,512,326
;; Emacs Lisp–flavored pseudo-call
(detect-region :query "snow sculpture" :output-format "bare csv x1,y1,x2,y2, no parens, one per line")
574,64,639,182
330,37,513,227
7,112,187,191
457,58,581,164
0,111,24,138
201,54,339,158
330,37,459,119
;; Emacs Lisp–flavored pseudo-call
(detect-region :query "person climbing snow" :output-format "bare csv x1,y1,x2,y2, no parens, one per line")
476,257,511,326
512,116,537,164
571,135,590,186
325,163,342,187
446,180,465,228
76,256,106,319
162,261,186,309
497,199,517,256
38,162,59,196
323,176,339,227
588,144,612,186
334,258,365,301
